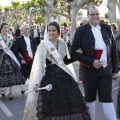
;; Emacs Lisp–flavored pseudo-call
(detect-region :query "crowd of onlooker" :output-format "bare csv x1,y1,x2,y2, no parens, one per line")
8,24,45,43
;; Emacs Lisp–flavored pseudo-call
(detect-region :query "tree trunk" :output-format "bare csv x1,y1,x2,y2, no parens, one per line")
107,0,117,23
44,9,52,26
70,0,85,43
44,0,53,26
71,6,80,43
29,7,34,30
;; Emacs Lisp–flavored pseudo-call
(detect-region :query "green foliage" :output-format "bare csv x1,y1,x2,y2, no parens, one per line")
92,0,100,4
104,12,108,19
4,6,11,12
77,12,83,17
0,0,103,26
35,15,45,24
0,5,3,13
117,18,120,24
60,19,69,26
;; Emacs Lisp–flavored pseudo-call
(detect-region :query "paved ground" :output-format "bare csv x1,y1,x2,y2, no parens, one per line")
0,61,119,120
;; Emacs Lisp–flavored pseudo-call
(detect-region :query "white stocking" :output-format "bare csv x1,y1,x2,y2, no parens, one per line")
102,102,116,120
87,101,95,120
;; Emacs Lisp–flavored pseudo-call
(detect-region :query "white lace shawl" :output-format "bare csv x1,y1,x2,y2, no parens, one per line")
28,39,70,92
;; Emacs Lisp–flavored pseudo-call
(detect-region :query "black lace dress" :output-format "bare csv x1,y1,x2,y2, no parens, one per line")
0,49,25,87
36,57,91,120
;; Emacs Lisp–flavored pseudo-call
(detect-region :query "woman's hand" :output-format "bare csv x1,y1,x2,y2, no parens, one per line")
34,84,39,92
21,60,26,64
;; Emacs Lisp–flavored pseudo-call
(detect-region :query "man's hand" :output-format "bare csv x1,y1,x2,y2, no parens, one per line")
93,60,103,69
21,60,26,64
112,73,118,80
76,48,83,53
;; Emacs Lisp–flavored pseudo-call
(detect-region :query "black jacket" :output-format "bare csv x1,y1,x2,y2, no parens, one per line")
30,28,40,38
15,28,21,38
13,36,36,62
71,23,118,73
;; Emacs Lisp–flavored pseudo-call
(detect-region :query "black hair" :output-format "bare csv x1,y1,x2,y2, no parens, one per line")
63,23,67,27
100,20,105,23
0,23,8,33
111,23,117,30
47,21,60,35
87,6,97,15
80,22,83,26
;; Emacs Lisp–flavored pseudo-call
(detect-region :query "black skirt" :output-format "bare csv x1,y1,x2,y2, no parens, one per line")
0,50,25,87
36,64,91,120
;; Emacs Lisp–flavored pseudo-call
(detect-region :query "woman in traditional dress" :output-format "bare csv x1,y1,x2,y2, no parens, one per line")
0,23,25,100
23,22,91,120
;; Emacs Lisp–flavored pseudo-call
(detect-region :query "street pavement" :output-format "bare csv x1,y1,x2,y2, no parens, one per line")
0,61,119,120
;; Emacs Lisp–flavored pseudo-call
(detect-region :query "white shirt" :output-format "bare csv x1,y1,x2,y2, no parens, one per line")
24,36,33,58
33,29,38,37
90,24,107,68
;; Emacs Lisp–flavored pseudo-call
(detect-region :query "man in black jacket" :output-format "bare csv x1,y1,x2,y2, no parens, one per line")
30,24,40,46
14,24,36,93
71,6,118,120
15,26,21,38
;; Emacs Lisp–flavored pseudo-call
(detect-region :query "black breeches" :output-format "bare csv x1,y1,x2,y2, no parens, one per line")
80,65,113,102
21,61,33,80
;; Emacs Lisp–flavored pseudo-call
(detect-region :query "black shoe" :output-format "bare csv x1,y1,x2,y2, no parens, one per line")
8,93,13,100
1,94,5,97
21,91,25,94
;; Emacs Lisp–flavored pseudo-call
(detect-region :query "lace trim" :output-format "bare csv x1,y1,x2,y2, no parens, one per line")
36,91,91,120
28,42,47,91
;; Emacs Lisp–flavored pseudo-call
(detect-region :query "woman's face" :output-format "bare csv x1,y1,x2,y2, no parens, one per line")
48,25,59,41
1,25,8,34
111,26,115,32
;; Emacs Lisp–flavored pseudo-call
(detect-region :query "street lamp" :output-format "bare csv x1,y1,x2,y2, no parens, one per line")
67,0,73,21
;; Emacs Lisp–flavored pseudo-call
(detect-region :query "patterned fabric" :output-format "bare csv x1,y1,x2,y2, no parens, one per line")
117,81,120,118
0,50,25,87
36,64,91,120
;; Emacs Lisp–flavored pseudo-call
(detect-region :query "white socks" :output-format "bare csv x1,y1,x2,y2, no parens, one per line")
87,102,116,120
102,102,116,120
87,101,95,120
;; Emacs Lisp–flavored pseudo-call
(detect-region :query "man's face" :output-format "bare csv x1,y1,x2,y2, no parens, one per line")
34,25,37,29
22,25,29,36
87,7,100,26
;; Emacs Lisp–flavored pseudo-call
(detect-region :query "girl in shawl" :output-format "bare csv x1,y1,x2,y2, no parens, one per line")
0,23,25,100
24,22,91,120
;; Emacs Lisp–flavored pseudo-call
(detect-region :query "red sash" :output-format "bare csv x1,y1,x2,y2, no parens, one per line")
80,50,103,67
24,50,33,62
